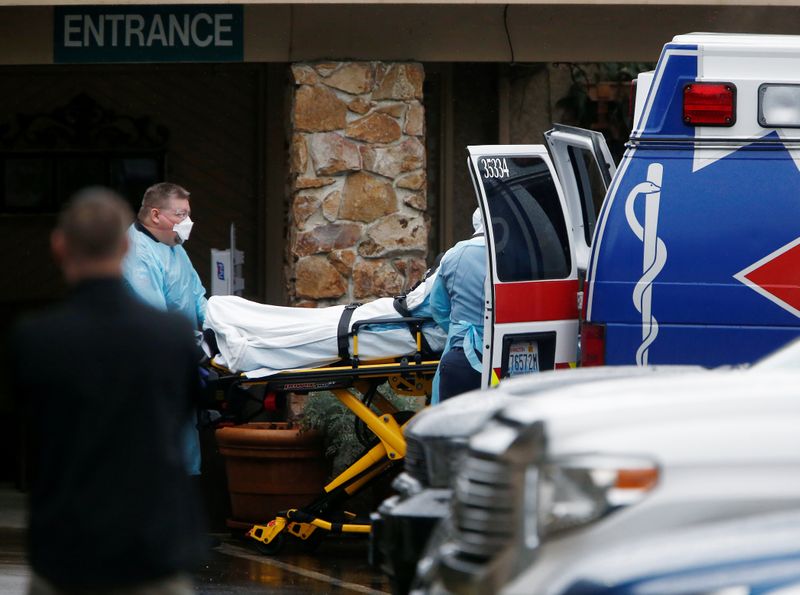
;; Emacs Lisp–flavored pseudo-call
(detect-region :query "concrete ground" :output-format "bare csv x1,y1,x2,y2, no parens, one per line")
0,486,390,595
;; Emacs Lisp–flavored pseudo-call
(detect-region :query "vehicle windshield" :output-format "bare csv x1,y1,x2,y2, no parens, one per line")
751,337,800,371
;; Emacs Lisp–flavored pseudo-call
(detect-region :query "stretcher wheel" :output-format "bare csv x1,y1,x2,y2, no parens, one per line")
254,533,285,556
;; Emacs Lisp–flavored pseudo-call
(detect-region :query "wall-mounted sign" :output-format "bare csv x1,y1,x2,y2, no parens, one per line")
54,5,243,63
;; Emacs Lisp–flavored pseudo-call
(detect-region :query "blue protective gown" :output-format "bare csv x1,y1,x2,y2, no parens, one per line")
123,222,208,475
429,234,487,404
123,223,207,329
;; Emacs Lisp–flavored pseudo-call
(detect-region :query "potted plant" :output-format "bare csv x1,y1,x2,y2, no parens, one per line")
215,419,328,531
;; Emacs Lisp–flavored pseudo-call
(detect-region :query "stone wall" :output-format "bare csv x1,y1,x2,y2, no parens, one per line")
287,61,428,306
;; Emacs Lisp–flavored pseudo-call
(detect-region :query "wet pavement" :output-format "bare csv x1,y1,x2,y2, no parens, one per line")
0,487,390,595
196,538,388,594
0,528,389,594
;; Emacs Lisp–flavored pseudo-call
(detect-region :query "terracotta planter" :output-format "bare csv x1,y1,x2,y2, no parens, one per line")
215,422,328,526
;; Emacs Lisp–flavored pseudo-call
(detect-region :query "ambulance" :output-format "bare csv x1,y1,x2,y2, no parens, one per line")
581,33,800,367
476,33,800,378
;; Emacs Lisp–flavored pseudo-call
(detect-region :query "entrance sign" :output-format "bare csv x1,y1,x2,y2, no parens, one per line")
54,5,243,63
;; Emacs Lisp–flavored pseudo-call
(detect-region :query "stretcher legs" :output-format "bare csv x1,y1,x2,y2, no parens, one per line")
247,386,411,553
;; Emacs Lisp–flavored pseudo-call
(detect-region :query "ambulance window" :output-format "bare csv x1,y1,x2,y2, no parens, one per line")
568,146,606,245
480,156,571,282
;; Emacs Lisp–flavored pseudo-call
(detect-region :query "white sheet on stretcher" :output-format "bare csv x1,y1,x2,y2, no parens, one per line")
204,272,445,377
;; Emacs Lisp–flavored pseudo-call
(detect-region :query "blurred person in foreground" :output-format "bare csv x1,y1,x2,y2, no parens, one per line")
123,182,207,477
10,188,206,595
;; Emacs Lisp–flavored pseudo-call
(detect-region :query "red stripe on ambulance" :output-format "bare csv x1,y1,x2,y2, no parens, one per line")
494,280,579,324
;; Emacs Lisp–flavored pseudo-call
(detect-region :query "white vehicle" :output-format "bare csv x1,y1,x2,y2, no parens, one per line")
418,339,800,594
371,365,692,595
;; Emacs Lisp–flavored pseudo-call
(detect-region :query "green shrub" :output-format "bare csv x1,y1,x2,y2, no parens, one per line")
299,386,424,476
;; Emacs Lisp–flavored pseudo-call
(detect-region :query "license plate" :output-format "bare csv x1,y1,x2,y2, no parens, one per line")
508,341,539,376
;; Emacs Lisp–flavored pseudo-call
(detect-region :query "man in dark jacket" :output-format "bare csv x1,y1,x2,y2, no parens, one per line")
11,187,206,594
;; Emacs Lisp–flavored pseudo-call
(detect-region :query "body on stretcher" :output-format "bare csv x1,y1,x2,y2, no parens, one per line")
203,269,444,377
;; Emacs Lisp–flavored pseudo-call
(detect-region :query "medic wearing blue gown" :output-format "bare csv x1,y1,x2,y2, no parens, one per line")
123,182,207,475
430,208,487,403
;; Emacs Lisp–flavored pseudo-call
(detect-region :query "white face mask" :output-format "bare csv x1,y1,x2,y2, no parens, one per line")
173,217,194,243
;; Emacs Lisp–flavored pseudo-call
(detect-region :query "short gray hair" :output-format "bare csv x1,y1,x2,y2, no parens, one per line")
57,187,133,259
139,182,190,219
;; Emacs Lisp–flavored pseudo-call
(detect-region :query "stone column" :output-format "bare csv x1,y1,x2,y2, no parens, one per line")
287,62,427,306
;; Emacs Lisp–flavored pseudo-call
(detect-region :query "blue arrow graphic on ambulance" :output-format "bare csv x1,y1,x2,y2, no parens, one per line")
625,163,666,366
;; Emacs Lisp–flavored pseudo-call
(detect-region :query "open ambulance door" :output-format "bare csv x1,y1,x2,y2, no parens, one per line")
544,125,616,274
467,145,580,388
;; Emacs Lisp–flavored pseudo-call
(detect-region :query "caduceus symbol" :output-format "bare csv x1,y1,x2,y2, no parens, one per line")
624,163,666,366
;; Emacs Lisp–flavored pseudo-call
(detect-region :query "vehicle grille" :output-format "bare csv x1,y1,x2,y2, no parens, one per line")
404,435,429,487
452,454,515,559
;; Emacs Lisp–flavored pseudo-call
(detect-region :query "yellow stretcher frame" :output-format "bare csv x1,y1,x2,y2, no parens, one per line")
247,387,421,552
208,317,439,554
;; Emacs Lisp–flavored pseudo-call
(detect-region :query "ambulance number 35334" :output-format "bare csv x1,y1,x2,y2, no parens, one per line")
481,157,510,179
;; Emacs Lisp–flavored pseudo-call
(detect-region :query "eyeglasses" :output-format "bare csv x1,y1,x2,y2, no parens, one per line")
160,208,191,221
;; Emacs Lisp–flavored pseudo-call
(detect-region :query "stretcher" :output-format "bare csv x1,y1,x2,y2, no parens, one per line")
207,314,440,554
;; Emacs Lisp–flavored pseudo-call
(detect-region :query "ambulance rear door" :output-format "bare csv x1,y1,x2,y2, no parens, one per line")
467,145,580,387
544,125,616,274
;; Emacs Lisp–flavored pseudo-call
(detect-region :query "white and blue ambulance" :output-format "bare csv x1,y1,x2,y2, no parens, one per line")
472,33,800,380
577,33,800,367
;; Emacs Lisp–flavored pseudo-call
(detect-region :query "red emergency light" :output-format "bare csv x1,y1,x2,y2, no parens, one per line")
683,82,736,126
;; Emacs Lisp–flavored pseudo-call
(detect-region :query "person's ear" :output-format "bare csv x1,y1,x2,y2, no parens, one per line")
150,207,160,224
